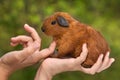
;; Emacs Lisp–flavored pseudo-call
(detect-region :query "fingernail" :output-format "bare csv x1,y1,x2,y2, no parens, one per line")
83,43,87,49
24,24,29,27
111,58,115,63
83,43,87,47
107,52,110,55
100,54,104,58
11,37,16,40
52,41,56,45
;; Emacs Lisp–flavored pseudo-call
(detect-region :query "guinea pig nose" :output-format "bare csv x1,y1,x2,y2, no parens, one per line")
41,27,45,32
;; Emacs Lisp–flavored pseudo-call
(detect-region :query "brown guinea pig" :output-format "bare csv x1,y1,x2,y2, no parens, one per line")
41,12,110,68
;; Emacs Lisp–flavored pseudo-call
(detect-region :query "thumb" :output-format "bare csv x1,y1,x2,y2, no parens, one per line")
30,41,56,61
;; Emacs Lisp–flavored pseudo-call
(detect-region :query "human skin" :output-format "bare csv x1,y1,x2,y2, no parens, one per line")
41,12,110,68
35,44,115,80
0,24,115,80
0,24,56,80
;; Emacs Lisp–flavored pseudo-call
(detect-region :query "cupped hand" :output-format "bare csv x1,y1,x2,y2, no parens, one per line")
35,44,115,80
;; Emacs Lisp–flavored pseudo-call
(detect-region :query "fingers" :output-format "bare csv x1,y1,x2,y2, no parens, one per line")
17,41,40,61
23,41,56,64
79,52,115,75
103,58,115,70
97,52,115,73
33,41,56,59
97,58,115,73
80,54,103,75
9,24,42,63
10,35,33,47
88,54,103,74
24,24,41,43
75,43,88,64
96,52,109,72
11,24,41,49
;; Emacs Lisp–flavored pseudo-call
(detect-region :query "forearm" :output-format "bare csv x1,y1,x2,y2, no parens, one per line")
35,59,75,80
34,67,52,80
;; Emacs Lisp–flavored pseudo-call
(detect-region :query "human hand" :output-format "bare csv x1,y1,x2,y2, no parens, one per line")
0,24,56,78
35,44,115,80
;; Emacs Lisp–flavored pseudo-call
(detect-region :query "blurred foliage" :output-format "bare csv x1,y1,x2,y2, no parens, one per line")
0,0,120,80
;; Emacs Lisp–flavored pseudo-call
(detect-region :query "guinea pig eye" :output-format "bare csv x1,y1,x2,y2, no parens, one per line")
51,21,56,25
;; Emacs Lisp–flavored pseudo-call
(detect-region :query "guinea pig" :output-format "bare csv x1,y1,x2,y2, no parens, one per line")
41,12,110,68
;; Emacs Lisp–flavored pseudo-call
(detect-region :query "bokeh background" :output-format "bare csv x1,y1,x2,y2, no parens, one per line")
0,0,120,80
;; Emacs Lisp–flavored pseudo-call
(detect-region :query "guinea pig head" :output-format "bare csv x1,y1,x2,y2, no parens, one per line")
41,12,75,37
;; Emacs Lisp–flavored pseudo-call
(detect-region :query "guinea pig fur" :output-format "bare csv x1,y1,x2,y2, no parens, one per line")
41,12,110,68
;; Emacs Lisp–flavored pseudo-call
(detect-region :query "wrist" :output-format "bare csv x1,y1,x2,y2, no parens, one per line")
0,65,10,80
35,65,53,80
40,67,53,80
0,60,12,80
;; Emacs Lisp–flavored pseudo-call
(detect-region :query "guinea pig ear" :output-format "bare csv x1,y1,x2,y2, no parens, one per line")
56,16,69,27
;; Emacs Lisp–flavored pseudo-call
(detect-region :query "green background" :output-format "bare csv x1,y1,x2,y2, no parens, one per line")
0,0,120,80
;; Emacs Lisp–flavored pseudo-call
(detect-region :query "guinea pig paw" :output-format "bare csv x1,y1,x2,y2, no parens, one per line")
54,48,58,54
49,49,59,58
